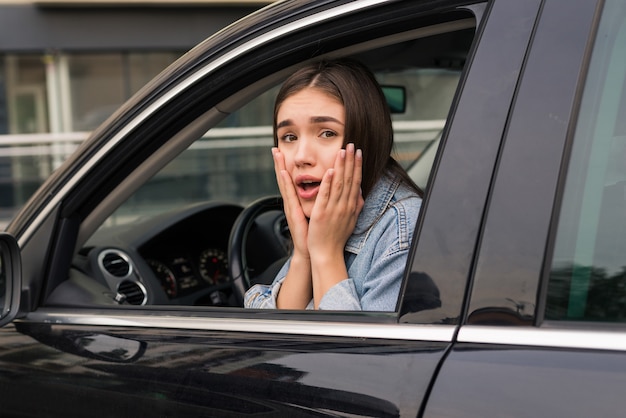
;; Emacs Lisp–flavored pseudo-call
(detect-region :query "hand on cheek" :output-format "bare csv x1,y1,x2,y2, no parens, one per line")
308,143,364,259
272,148,310,259
273,144,364,309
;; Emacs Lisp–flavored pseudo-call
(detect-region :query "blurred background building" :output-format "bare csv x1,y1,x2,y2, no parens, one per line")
0,0,270,224
0,0,457,227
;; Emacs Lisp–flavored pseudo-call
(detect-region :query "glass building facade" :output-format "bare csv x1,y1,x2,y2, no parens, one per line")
0,1,263,225
0,1,461,227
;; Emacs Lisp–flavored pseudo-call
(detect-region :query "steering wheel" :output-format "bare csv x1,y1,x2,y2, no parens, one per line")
228,196,287,306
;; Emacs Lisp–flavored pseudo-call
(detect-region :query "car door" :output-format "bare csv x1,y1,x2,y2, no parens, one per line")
424,0,626,416
0,0,544,416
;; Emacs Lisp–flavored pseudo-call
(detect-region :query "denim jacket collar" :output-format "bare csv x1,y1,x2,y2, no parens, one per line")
346,173,401,253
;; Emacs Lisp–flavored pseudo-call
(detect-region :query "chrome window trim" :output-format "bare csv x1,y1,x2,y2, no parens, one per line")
18,0,393,247
23,309,456,342
458,325,626,351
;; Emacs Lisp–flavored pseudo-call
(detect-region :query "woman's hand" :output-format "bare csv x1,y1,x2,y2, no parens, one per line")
272,147,310,259
272,144,364,309
272,147,313,309
308,144,364,307
308,143,364,257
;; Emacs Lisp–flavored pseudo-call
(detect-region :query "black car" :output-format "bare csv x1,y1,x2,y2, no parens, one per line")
2,0,626,416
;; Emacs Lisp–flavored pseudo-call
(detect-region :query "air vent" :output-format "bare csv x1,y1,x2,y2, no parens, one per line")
117,280,147,305
100,250,131,277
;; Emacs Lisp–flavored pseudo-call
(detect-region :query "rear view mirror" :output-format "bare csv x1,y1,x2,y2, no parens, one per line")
382,85,406,114
0,232,21,327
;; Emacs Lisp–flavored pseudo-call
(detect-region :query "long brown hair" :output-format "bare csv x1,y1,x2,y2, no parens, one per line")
274,59,422,198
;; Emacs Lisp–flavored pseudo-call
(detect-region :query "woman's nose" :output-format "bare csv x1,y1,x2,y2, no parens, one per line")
294,137,315,166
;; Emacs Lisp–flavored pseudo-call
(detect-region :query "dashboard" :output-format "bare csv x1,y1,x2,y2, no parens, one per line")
135,203,243,305
142,245,232,303
145,247,229,299
60,201,289,308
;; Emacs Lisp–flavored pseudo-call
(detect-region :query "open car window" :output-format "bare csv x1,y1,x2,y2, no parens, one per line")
101,42,467,228
52,16,476,312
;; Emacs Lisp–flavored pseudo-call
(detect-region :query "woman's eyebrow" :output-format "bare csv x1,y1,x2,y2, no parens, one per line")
276,116,344,129
310,116,344,125
276,119,293,129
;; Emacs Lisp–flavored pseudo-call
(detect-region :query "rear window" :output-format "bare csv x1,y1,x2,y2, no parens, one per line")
546,0,626,322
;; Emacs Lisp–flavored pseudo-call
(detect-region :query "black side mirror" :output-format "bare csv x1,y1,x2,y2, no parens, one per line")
0,232,21,327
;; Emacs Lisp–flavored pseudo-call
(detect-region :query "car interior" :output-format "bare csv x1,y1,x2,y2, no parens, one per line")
45,18,476,311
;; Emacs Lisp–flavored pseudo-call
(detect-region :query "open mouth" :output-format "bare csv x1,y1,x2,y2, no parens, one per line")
299,180,321,190
296,177,322,199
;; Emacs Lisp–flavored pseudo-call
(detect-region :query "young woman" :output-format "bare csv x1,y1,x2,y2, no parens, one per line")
244,59,423,311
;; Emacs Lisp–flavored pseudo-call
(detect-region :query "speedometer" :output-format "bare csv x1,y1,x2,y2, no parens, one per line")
147,259,177,298
198,248,229,285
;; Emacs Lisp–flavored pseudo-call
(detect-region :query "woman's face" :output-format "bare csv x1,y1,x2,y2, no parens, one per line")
276,87,346,218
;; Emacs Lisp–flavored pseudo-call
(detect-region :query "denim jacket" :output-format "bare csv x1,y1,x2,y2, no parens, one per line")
244,172,422,311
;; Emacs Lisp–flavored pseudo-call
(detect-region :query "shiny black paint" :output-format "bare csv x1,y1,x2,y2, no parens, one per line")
468,0,601,325
1,322,448,417
0,0,619,417
401,0,543,323
4,2,475,413
0,233,20,327
425,344,626,417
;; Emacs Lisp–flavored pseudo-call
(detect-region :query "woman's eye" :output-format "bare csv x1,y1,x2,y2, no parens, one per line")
281,133,297,143
320,130,337,138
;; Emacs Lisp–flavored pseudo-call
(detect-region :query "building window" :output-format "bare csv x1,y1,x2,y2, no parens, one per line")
4,55,48,134
68,52,181,131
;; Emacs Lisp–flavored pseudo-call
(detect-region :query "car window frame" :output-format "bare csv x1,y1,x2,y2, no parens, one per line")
455,0,607,345
23,1,493,332
400,0,544,324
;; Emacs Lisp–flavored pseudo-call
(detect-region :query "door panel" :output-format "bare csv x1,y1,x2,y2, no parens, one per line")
467,0,601,325
424,344,626,417
401,0,543,323
424,1,626,417
1,322,448,417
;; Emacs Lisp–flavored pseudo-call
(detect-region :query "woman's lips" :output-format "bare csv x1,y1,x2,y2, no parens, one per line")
296,176,321,200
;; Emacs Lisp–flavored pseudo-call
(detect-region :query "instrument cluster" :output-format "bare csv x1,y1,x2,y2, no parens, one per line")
146,247,229,299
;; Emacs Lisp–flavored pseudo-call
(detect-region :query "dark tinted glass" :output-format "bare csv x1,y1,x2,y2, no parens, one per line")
547,0,626,322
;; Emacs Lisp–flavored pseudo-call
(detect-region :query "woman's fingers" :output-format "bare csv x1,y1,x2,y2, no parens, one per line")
349,147,363,206
272,148,287,191
273,148,310,255
273,148,294,201
314,167,334,209
273,148,301,219
323,143,361,208
332,147,346,201
336,143,360,202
